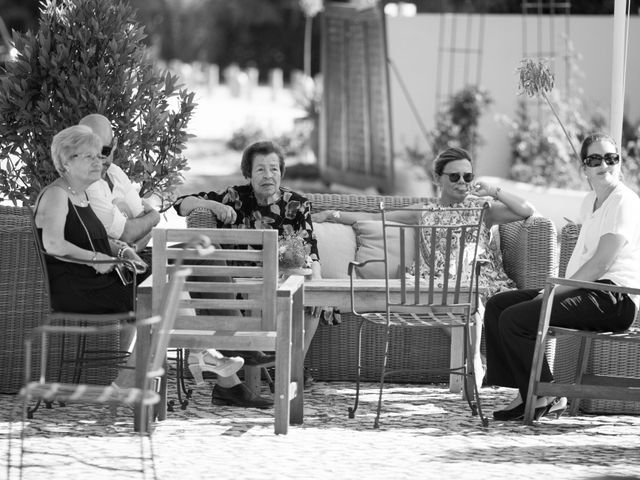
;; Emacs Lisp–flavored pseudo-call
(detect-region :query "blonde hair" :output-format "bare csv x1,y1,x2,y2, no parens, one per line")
51,125,102,175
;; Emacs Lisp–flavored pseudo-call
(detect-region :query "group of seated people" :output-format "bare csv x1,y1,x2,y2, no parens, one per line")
35,117,640,421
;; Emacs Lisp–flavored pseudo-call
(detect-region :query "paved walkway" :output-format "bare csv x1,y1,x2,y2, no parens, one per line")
2,365,640,480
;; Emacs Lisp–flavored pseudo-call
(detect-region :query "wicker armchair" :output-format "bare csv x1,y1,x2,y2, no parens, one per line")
0,206,50,394
186,193,559,383
0,205,128,397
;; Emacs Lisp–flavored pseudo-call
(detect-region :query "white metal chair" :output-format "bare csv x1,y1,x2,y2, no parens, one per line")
347,202,489,428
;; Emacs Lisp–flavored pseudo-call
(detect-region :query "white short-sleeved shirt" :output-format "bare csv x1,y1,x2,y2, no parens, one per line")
86,164,144,239
565,183,640,307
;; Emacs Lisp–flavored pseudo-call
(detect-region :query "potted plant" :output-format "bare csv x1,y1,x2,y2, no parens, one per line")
516,58,581,163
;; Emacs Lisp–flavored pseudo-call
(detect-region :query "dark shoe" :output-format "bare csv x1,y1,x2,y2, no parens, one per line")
493,402,548,421
542,396,567,419
211,383,273,409
493,403,525,421
220,350,276,366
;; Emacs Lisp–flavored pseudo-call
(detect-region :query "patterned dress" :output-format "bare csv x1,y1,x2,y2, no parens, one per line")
174,185,319,262
411,197,515,298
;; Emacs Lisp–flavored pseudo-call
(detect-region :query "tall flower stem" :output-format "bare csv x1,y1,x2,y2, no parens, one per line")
304,15,312,76
540,91,582,163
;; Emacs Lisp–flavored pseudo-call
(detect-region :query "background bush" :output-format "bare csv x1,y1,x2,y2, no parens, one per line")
0,0,196,209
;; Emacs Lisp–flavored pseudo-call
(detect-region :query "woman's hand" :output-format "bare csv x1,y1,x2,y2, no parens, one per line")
210,201,237,224
120,246,148,274
311,210,339,223
93,252,116,274
471,180,498,199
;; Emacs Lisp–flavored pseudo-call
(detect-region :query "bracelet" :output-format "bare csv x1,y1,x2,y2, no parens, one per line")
117,246,129,258
493,187,502,200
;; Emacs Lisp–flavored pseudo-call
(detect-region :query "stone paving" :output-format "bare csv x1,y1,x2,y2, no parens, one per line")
2,364,640,480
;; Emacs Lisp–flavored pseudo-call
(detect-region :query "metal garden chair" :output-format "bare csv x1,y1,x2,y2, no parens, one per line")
7,252,191,479
347,202,489,428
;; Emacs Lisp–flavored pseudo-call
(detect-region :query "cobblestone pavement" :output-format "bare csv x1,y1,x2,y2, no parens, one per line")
2,370,640,480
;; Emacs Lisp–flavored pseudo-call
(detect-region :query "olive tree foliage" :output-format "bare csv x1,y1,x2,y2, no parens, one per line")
0,0,196,209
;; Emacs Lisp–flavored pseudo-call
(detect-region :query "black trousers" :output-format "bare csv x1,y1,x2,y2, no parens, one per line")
484,280,636,400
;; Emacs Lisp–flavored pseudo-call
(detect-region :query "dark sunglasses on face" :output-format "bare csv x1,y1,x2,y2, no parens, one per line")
443,172,475,183
100,137,116,158
582,153,620,168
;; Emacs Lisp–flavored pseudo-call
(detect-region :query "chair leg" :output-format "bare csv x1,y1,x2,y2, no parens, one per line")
461,325,479,417
465,320,488,426
374,321,391,429
175,349,190,410
348,318,366,419
569,337,592,416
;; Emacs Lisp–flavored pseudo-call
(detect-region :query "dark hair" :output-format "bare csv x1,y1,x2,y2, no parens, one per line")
580,132,618,161
433,147,473,176
240,140,286,179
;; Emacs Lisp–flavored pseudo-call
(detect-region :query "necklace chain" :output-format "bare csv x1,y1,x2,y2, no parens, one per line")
64,179,90,205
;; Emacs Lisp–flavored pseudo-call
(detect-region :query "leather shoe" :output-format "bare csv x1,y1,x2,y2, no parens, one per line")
220,350,275,366
211,383,273,409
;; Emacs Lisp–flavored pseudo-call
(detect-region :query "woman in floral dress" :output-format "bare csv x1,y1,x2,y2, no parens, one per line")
174,140,321,408
312,147,537,385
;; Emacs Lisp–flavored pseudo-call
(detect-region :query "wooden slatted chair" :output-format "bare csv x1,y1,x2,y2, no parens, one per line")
9,264,189,478
524,223,640,424
347,202,489,428
151,227,305,435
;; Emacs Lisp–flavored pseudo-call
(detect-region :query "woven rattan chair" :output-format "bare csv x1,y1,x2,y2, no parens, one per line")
0,206,50,394
346,202,489,428
152,227,305,434
8,262,189,479
524,224,640,423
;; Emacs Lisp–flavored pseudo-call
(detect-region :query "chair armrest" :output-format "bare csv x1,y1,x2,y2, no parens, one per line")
543,276,640,296
347,258,384,277
347,259,383,316
558,223,581,278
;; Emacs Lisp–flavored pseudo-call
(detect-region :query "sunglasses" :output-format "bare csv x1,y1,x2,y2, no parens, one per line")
100,137,116,158
443,172,475,183
582,153,620,168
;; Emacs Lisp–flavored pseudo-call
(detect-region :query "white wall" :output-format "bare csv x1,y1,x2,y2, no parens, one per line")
386,14,640,179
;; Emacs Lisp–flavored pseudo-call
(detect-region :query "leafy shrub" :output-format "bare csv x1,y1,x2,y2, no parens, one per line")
500,95,606,189
501,47,610,190
0,0,196,209
404,85,492,184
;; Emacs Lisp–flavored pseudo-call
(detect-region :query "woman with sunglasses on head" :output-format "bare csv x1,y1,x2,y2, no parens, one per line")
486,132,640,422
312,146,536,385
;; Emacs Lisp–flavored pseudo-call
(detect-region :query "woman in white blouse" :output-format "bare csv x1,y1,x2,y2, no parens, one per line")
486,132,640,421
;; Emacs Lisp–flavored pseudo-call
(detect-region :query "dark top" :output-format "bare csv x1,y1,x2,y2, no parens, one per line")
37,197,134,314
175,185,319,261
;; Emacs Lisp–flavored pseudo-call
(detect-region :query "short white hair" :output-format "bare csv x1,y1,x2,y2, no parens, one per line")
51,125,101,175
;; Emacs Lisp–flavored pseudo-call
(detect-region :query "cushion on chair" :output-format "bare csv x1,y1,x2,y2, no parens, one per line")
313,222,357,279
353,220,416,279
